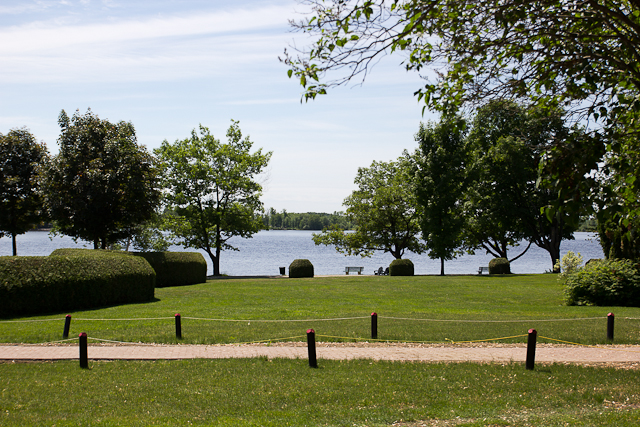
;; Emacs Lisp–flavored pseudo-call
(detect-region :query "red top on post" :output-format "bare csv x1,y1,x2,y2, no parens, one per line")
306,329,315,334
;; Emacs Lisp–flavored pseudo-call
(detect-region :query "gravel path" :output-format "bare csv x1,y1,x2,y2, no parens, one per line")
1,342,638,368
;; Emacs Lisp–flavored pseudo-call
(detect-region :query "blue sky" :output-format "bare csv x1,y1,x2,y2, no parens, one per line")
0,0,436,213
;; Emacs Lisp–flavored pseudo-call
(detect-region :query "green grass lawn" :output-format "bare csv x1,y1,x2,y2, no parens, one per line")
2,275,640,426
1,275,639,345
1,359,639,426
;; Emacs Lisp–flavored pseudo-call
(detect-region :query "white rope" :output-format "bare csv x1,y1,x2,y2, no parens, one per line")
382,316,606,323
0,318,65,323
73,317,173,321
87,337,159,346
182,316,369,322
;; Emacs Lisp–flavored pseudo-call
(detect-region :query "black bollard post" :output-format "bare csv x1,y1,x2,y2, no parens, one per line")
371,312,378,340
607,312,615,341
79,332,88,369
526,328,537,370
307,328,317,368
63,315,72,339
175,313,182,339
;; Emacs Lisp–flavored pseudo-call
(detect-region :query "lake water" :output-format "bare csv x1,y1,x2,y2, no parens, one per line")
0,230,604,276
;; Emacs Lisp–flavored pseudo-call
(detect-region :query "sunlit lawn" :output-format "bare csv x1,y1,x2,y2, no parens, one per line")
2,275,640,426
2,274,639,345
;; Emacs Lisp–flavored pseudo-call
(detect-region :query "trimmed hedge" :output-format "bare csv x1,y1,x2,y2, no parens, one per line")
132,252,207,287
289,259,314,278
0,251,155,318
389,259,414,276
564,258,640,306
489,258,511,274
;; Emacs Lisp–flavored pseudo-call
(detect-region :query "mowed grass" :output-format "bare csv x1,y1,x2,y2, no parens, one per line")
2,275,640,426
1,359,639,426
2,274,640,344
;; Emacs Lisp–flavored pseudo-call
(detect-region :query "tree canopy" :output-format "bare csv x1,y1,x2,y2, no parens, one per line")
313,151,427,259
0,128,48,256
284,0,640,257
155,121,271,276
42,109,160,249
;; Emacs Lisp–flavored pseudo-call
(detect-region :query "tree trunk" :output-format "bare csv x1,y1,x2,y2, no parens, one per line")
12,234,17,256
214,244,221,276
440,257,445,276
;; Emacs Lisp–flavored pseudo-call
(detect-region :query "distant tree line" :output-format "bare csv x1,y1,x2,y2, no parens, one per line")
262,209,353,230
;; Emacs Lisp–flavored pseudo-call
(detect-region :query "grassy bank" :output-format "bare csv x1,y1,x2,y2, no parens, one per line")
1,359,639,426
1,275,639,345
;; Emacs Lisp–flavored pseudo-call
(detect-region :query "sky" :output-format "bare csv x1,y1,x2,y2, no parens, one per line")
0,0,437,213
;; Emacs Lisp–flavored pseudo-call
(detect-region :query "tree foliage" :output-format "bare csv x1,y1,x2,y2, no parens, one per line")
0,128,48,255
284,0,640,259
464,101,578,269
414,116,467,275
155,121,271,276
313,152,427,259
41,109,160,249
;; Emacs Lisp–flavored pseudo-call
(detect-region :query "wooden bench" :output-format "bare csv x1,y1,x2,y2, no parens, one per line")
478,266,489,275
345,266,364,275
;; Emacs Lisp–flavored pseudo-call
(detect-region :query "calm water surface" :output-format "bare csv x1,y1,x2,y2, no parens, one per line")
1,230,604,276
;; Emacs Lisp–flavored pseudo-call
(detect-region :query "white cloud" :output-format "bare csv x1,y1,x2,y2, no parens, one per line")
0,4,297,83
0,5,292,53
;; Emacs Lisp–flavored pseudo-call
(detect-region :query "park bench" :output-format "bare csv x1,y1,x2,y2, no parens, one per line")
478,266,489,275
345,266,364,275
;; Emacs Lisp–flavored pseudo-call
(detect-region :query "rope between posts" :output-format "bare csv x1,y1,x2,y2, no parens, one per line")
382,316,606,323
86,337,162,346
182,316,369,322
0,318,65,323
74,317,173,321
316,334,442,344
445,334,529,344
538,336,640,353
232,335,307,345
25,338,77,345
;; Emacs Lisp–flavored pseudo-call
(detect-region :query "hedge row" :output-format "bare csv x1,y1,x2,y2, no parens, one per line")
132,251,207,287
0,252,155,318
50,249,207,288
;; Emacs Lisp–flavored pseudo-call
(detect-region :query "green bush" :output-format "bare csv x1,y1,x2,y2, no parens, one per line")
289,259,314,278
489,258,511,274
132,252,207,287
389,259,414,276
0,251,155,318
563,258,640,306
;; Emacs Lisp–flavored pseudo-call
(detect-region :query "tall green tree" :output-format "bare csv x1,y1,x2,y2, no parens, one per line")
155,121,271,276
313,151,427,259
464,101,578,269
0,128,48,256
414,117,468,275
41,109,160,249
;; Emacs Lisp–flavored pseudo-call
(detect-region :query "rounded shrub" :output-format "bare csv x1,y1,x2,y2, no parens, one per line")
563,258,640,306
289,259,314,278
389,259,414,276
489,257,510,274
